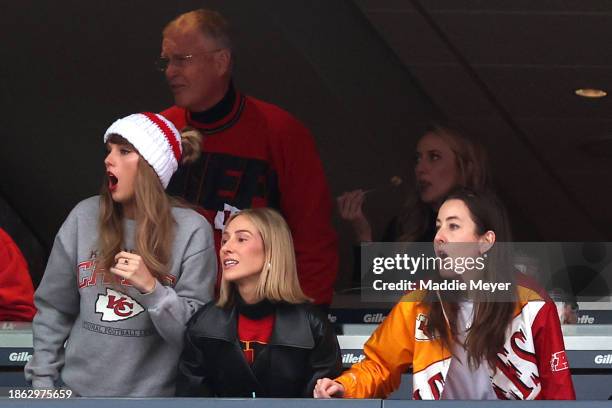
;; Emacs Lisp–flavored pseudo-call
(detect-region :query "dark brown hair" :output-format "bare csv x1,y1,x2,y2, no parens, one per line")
426,188,516,370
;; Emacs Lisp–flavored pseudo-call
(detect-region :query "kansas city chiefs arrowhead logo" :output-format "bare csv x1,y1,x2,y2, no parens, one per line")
95,288,144,322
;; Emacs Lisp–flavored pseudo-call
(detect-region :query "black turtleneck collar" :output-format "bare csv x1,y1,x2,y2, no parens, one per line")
190,81,236,124
236,295,275,320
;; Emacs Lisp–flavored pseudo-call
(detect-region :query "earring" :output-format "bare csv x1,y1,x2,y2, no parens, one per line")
267,262,272,269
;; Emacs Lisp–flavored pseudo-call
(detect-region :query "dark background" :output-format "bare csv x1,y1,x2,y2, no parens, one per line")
2,0,611,289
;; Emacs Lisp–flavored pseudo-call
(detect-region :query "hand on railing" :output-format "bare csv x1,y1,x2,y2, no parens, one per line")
313,378,345,398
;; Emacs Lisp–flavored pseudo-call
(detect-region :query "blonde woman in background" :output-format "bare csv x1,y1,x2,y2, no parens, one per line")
338,122,490,244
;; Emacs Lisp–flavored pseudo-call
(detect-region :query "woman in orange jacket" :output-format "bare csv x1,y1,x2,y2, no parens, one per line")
315,189,575,400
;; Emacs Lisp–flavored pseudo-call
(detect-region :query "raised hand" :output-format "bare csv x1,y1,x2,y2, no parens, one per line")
337,189,372,242
110,251,158,294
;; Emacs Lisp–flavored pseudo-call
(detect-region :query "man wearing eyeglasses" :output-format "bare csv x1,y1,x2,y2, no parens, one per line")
159,9,338,308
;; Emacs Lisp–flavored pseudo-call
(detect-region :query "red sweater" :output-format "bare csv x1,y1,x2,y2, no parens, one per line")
162,93,338,304
238,313,275,365
0,228,36,321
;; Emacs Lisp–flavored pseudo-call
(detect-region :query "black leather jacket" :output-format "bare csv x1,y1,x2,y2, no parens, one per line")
176,301,342,397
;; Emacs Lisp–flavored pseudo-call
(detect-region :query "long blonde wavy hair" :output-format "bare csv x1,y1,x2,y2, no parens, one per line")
97,130,201,285
396,123,490,242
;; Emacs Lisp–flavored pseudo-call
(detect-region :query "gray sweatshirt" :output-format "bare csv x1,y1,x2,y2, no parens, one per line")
24,196,216,397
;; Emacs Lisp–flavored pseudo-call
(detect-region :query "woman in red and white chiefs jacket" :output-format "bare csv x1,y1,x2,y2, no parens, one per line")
315,189,575,400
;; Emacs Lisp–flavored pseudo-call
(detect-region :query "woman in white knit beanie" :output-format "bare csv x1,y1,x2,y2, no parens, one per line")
25,113,216,397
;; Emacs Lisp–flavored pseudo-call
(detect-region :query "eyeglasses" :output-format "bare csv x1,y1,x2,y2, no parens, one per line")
155,49,225,72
